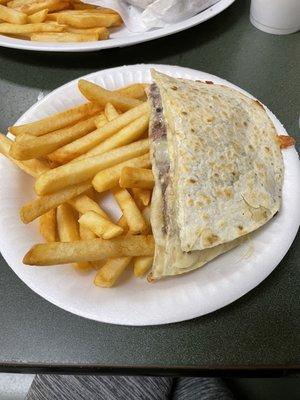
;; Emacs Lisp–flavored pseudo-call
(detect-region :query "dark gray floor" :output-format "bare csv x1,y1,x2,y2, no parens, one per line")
0,374,299,400
0,374,34,400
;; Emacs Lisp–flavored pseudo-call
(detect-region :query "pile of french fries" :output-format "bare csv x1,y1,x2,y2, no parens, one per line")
0,0,122,42
0,79,156,288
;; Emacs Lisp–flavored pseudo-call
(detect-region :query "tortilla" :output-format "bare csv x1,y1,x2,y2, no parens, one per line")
148,70,283,279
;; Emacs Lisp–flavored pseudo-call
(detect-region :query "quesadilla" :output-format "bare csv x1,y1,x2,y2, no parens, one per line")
148,70,284,279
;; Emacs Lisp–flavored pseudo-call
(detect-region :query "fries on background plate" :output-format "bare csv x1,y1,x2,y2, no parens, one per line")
0,0,123,43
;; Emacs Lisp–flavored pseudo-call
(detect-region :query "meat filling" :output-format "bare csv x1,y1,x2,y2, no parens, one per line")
149,83,170,234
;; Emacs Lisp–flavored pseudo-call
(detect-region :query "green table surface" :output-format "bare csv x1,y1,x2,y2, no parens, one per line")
0,0,299,375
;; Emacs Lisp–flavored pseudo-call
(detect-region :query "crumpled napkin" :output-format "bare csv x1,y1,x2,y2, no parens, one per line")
83,0,220,32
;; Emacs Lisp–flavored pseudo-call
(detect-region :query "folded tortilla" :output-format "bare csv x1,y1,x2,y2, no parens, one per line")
148,70,283,279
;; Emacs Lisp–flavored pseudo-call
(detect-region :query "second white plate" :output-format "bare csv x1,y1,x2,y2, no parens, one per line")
0,64,299,326
0,0,235,52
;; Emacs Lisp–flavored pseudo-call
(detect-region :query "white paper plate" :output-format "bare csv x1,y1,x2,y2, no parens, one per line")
0,64,299,326
0,0,235,52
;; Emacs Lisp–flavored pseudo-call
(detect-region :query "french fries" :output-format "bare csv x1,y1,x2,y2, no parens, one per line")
112,187,147,235
10,115,98,160
23,235,155,265
9,0,70,15
92,153,150,194
0,22,65,34
48,102,149,163
0,4,27,24
0,134,50,177
9,102,100,137
78,79,142,112
119,167,154,189
79,211,123,239
75,113,149,161
30,32,100,42
68,194,110,220
0,1,122,43
20,181,91,223
131,188,151,207
57,203,79,242
39,209,57,242
28,9,48,23
57,203,91,270
56,13,121,29
94,257,131,287
116,84,148,100
64,26,109,40
35,139,149,195
4,78,158,287
79,224,97,240
117,214,129,231
104,103,119,121
94,113,108,129
133,256,153,278
133,206,153,276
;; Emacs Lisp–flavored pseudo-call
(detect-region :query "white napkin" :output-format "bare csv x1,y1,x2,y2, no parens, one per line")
83,0,220,32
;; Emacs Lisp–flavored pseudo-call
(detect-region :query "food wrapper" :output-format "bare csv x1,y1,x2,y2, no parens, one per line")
83,0,220,32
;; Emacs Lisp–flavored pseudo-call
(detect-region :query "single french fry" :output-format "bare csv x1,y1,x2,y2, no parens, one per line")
39,209,57,242
57,203,91,270
0,134,50,177
131,188,151,207
79,222,97,240
31,32,99,42
78,79,142,112
119,167,154,189
133,256,153,278
79,212,98,268
9,102,100,137
133,205,153,277
0,4,27,24
115,84,147,100
57,13,121,28
104,102,119,121
91,260,106,270
48,102,149,163
35,139,149,195
94,113,108,129
0,22,65,34
79,211,123,240
10,0,70,15
10,115,98,160
92,153,150,194
68,194,110,220
23,235,155,265
72,3,97,10
94,257,131,287
112,187,147,235
65,26,109,40
57,203,79,242
6,0,32,6
74,113,149,161
142,206,151,230
28,9,48,23
20,181,91,224
46,9,118,21
117,214,128,231
69,3,118,14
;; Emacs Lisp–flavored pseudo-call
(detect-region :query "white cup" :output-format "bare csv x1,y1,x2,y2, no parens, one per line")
250,0,300,35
